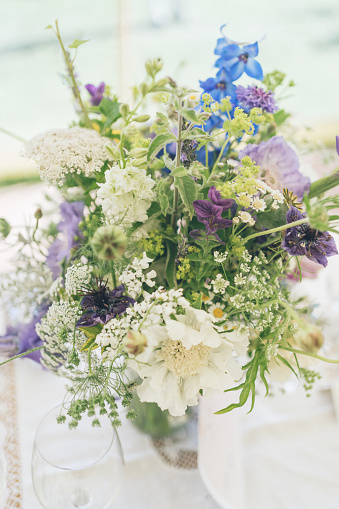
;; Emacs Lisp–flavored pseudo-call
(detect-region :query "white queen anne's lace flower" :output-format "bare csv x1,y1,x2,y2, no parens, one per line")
65,264,91,296
97,161,156,227
119,252,156,298
25,127,109,185
132,308,242,416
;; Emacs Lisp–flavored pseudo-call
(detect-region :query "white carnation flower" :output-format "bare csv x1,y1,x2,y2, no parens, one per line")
97,161,156,227
132,308,242,416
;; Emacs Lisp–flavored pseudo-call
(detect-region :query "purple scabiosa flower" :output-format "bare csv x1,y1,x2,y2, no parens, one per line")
200,67,237,103
239,136,311,200
47,201,84,279
190,198,233,243
76,282,135,328
214,39,264,81
236,85,278,113
281,206,338,267
85,82,105,106
17,305,49,363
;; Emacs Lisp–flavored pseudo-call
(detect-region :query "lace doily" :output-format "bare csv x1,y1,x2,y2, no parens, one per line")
0,360,23,508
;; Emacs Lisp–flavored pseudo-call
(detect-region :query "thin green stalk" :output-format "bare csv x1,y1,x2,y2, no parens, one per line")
210,136,229,175
88,343,95,376
280,346,339,364
0,347,44,366
0,128,27,144
54,20,92,129
171,109,182,230
243,218,308,243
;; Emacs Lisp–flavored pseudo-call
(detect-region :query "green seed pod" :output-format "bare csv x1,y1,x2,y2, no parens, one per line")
123,331,148,356
34,208,43,220
133,115,150,123
119,103,130,118
91,225,127,260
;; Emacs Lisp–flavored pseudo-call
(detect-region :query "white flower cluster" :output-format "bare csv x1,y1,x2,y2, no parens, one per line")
214,251,228,263
65,264,91,296
25,128,109,185
119,252,156,298
96,287,190,360
211,274,230,294
97,161,156,227
36,300,81,371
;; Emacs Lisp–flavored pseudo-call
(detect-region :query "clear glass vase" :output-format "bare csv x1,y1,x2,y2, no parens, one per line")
32,404,124,509
130,392,192,438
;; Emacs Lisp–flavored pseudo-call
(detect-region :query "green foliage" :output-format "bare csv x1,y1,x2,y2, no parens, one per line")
68,39,89,49
174,174,197,217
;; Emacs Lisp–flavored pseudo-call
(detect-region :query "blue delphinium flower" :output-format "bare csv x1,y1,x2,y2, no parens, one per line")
215,39,264,81
200,68,237,103
281,207,338,267
85,82,105,106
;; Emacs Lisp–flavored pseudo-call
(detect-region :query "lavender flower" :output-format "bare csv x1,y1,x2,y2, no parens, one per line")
76,283,135,328
239,136,310,200
236,85,278,113
47,201,84,279
85,82,105,106
17,305,49,363
281,207,338,267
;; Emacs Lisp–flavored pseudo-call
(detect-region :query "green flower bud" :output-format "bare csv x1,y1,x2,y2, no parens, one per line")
34,208,43,220
119,103,130,118
91,225,127,260
129,147,148,158
154,77,169,88
0,218,11,239
140,83,149,96
123,331,148,356
308,205,329,231
133,114,150,123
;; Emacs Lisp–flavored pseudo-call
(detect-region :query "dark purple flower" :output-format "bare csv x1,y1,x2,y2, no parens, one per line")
76,283,135,328
236,85,278,113
239,136,311,200
281,207,338,267
208,186,234,210
191,200,232,243
85,82,105,106
47,201,84,279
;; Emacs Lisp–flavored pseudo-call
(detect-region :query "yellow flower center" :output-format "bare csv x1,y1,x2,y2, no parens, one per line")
161,340,211,378
213,308,224,319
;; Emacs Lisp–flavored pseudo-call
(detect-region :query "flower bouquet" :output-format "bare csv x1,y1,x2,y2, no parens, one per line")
1,21,339,429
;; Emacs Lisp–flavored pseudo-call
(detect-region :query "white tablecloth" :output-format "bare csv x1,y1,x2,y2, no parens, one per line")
1,358,339,509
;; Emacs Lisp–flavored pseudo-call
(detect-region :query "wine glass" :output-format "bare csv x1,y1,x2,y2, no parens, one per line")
32,404,124,509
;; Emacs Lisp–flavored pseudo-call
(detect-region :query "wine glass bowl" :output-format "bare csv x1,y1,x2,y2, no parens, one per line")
32,405,124,509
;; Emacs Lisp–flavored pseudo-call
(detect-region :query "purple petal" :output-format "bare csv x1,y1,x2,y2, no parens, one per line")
189,229,205,240
97,82,105,94
208,186,233,210
193,200,223,219
286,206,305,223
85,84,96,96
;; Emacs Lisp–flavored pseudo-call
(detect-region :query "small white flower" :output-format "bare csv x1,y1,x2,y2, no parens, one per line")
214,251,228,263
271,189,284,203
271,201,280,210
65,264,91,296
238,211,255,226
234,273,247,286
252,197,267,212
211,274,230,295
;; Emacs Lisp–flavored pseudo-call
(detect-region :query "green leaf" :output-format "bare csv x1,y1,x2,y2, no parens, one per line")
157,179,172,216
182,127,213,142
79,323,103,343
165,240,177,287
273,109,290,126
80,337,98,352
192,293,202,309
170,166,187,177
256,202,289,230
174,174,197,217
148,133,176,160
68,39,90,49
99,98,122,128
182,108,202,125
45,25,53,30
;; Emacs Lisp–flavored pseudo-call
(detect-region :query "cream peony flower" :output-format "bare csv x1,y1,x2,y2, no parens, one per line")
131,308,243,416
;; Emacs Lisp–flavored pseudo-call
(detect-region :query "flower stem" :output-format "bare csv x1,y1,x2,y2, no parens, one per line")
0,346,44,366
243,218,308,243
171,109,182,230
308,167,339,199
54,20,92,129
280,346,339,364
0,128,27,144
